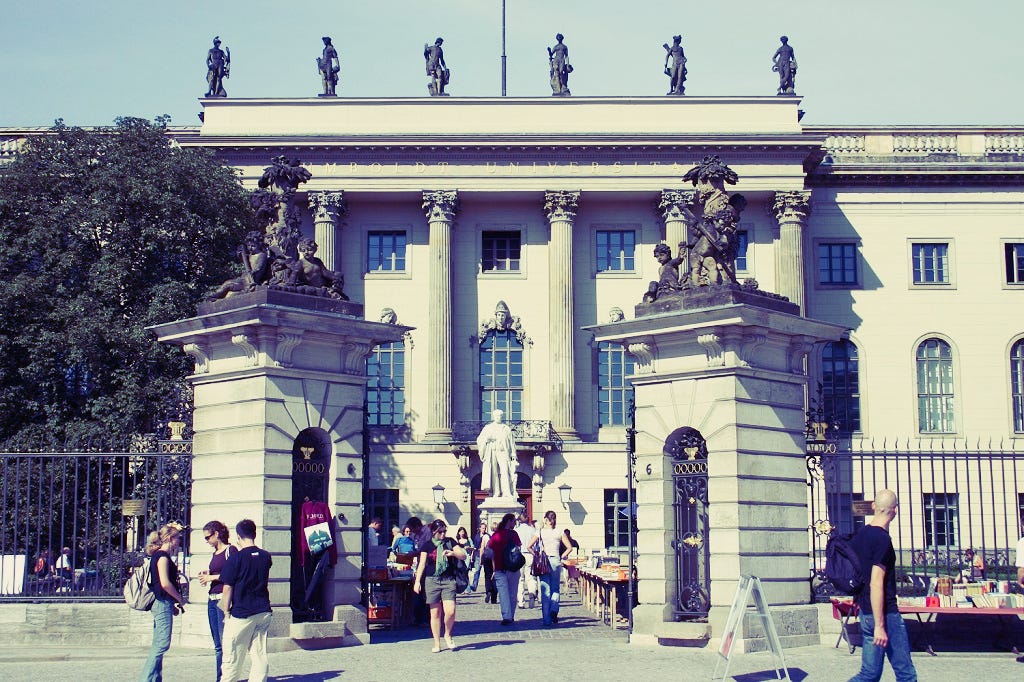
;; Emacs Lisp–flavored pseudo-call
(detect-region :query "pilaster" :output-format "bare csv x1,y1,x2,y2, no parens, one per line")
422,190,459,441
771,191,812,314
544,190,581,439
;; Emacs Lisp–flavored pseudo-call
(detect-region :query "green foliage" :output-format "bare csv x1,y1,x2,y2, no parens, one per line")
0,117,253,446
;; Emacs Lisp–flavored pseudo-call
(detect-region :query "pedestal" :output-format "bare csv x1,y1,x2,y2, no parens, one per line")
152,288,409,649
476,496,525,529
587,287,844,650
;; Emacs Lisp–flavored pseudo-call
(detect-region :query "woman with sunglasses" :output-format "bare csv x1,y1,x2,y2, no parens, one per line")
197,520,233,681
412,519,467,652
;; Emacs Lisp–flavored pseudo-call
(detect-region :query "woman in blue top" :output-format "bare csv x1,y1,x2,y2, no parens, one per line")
139,523,187,682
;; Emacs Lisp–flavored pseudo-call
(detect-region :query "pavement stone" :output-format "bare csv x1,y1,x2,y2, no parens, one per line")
2,588,1022,681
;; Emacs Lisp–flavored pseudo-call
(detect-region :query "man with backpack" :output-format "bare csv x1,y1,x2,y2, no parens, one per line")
848,490,918,682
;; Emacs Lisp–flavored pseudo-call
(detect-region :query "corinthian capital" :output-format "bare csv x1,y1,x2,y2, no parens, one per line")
543,190,581,223
308,190,346,222
658,189,697,221
422,190,459,222
771,190,812,223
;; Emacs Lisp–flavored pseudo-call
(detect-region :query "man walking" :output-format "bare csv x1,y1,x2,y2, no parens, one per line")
220,519,273,682
515,514,537,608
849,490,917,682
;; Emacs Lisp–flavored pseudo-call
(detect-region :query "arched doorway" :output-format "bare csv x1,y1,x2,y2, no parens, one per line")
289,427,332,622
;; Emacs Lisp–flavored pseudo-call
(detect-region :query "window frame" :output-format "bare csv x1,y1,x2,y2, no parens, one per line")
734,227,751,275
821,339,861,434
1010,337,1024,434
915,337,957,435
597,342,635,428
815,241,860,287
1001,240,1024,288
479,329,525,420
923,492,959,550
363,225,413,281
594,226,638,276
366,340,406,427
604,488,633,552
366,230,408,274
908,240,955,288
480,229,523,275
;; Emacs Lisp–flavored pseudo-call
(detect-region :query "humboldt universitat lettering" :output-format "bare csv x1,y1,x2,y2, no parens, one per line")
315,160,688,176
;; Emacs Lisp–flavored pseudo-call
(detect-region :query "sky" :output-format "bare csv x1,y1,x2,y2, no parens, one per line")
1,0,1022,128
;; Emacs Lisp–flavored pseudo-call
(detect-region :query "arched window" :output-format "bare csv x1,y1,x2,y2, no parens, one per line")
480,329,523,419
1011,339,1024,433
598,342,635,427
822,340,860,433
916,338,955,433
367,341,405,426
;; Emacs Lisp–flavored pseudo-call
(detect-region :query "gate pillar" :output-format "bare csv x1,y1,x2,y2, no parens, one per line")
588,290,844,650
152,289,408,648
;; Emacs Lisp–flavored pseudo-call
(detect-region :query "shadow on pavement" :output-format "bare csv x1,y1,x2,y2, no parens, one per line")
732,668,808,682
271,670,344,681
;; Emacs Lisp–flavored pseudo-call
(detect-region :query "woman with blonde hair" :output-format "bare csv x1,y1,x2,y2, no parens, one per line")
139,523,187,682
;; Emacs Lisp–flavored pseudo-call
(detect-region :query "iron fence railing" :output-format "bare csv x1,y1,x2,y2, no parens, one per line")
451,420,558,444
808,443,1024,601
0,447,192,602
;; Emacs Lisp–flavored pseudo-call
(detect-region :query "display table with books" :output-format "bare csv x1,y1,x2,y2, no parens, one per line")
897,588,1024,656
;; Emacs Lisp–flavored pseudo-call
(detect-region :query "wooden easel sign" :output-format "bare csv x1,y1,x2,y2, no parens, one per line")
711,575,791,681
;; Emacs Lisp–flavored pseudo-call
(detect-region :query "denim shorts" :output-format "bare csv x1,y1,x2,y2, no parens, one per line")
424,575,456,604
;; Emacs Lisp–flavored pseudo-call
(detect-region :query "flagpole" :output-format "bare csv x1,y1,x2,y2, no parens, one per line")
501,0,507,96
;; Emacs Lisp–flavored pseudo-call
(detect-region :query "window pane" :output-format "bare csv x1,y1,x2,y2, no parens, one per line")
596,230,637,272
598,342,635,427
822,340,860,432
366,341,406,425
480,329,524,419
916,338,955,432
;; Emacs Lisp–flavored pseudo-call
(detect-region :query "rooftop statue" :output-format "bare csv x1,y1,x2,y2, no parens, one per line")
205,36,230,98
663,35,687,95
548,34,572,96
643,156,746,302
317,36,340,97
424,37,449,96
772,35,797,95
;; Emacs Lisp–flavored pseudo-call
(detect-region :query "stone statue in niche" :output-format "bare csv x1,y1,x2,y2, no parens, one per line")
317,36,340,96
663,35,687,95
205,36,230,97
424,37,449,96
548,34,572,96
772,36,797,95
477,409,518,499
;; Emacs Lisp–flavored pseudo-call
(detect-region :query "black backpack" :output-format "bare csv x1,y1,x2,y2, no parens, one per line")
504,540,526,572
825,532,865,595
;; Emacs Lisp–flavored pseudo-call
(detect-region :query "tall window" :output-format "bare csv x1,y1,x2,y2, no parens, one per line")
1011,339,1024,433
367,342,405,426
367,489,400,540
818,243,858,285
604,488,633,551
596,230,636,272
482,230,521,272
822,340,861,432
734,230,749,272
367,231,406,272
924,493,959,549
916,338,955,433
598,342,634,427
912,243,949,284
480,330,523,419
1006,243,1024,285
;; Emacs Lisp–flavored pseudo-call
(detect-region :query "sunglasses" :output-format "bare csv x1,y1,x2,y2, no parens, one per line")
204,534,214,541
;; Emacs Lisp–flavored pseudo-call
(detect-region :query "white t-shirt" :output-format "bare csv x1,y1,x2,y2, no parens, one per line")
515,523,534,554
1016,536,1024,568
538,527,563,561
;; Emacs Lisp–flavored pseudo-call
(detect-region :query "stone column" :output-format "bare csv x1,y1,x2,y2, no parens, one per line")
308,191,346,272
423,190,459,441
544,190,581,439
658,189,696,249
771,191,812,314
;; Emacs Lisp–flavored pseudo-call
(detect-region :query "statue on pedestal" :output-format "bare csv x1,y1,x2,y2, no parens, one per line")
206,231,272,300
772,36,797,95
477,409,517,499
317,36,340,97
548,34,572,96
663,35,687,95
205,37,230,97
424,38,449,96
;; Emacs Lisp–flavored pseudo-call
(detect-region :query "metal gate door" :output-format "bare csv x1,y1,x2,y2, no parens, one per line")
667,426,710,620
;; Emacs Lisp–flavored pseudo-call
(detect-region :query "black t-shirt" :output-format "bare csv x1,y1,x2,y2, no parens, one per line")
417,537,457,579
220,545,273,618
851,525,898,615
149,550,179,602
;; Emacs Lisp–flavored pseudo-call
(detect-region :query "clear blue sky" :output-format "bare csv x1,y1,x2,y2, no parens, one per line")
2,0,1021,128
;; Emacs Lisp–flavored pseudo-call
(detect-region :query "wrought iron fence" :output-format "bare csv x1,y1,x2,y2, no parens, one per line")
0,442,192,602
808,441,1024,601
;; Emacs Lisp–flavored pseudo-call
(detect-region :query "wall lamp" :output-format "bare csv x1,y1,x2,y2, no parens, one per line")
558,483,573,509
432,483,446,511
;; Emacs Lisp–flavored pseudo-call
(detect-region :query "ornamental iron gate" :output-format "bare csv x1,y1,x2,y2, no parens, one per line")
667,426,710,620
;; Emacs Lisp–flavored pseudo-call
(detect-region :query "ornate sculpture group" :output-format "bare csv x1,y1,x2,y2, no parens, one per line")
644,156,747,303
207,156,349,302
201,34,797,98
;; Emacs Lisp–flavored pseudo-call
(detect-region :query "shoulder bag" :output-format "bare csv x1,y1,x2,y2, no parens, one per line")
530,535,552,577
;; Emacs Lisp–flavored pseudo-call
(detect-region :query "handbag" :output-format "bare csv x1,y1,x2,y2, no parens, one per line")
530,536,552,577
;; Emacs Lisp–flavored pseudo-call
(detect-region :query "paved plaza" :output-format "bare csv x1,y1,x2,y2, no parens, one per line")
2,588,1021,681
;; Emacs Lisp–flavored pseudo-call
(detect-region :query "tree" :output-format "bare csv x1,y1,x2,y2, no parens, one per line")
0,117,254,448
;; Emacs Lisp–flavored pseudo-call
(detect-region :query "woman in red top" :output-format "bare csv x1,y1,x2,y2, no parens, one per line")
486,513,522,625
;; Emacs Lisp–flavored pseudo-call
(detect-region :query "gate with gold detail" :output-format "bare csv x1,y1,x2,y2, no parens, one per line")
667,426,710,620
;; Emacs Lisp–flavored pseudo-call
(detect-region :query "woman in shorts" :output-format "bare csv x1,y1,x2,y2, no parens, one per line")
412,519,467,652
